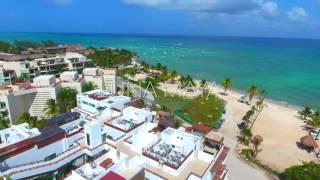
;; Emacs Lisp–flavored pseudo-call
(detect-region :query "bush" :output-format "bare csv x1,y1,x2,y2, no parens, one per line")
280,162,320,180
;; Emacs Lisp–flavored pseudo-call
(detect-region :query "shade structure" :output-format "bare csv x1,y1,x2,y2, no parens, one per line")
253,135,263,143
300,135,318,148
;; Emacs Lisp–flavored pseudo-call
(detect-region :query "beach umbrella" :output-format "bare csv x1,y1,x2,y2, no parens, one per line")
300,135,318,148
253,135,263,143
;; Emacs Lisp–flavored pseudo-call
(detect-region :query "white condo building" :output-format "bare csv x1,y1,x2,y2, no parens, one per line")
0,51,90,84
0,89,230,180
0,67,116,124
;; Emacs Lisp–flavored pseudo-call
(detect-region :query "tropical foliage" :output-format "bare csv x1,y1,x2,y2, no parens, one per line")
280,162,320,180
298,107,320,126
0,39,59,53
0,118,10,130
44,99,58,118
82,81,97,92
56,87,78,113
247,85,258,103
222,78,232,94
88,48,135,68
16,112,47,129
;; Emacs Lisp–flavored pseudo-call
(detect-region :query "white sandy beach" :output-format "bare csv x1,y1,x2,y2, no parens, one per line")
207,83,316,172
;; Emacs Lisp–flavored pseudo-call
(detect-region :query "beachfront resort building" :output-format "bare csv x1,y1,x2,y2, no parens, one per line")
0,89,230,180
0,50,90,84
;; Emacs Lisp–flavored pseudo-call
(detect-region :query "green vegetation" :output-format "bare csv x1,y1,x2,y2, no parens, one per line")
247,85,258,103
0,39,59,53
56,87,78,113
155,89,190,112
43,87,78,119
118,67,138,78
88,48,136,68
44,99,58,118
82,81,97,92
178,95,224,127
298,107,320,126
0,118,10,130
222,78,232,94
16,112,47,129
280,162,320,180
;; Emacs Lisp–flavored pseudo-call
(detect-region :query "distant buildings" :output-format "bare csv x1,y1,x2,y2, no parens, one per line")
0,67,116,124
0,89,230,180
0,45,90,85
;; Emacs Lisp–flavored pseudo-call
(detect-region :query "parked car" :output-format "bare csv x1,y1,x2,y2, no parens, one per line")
239,95,248,103
237,121,248,129
310,128,320,140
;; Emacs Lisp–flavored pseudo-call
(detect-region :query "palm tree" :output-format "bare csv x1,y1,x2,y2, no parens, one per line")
0,118,10,130
17,112,37,128
57,87,78,113
222,78,232,95
170,70,178,82
247,86,258,103
200,79,208,91
255,99,264,111
179,75,186,88
82,81,97,92
310,109,320,126
185,75,195,87
44,99,58,118
298,107,312,120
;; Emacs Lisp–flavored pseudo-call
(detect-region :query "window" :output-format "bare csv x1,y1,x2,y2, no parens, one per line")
86,133,90,146
44,153,56,161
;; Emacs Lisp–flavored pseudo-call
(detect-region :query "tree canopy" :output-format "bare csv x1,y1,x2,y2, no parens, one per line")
56,87,78,113
280,162,320,180
82,81,97,92
0,39,59,54
87,48,136,68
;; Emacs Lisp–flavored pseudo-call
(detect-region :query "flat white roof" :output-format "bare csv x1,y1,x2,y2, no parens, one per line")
33,75,55,81
61,71,78,76
0,123,40,147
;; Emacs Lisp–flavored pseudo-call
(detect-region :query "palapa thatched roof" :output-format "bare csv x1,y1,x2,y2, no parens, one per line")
300,135,318,148
253,135,263,143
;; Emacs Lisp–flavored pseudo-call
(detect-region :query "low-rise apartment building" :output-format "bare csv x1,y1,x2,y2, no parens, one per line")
0,68,117,123
0,89,230,180
0,49,90,84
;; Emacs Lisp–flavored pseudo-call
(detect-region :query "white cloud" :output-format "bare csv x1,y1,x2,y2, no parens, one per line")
287,7,308,21
122,0,264,14
261,1,278,17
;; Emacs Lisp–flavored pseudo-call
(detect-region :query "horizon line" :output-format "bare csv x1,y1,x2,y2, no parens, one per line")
0,31,319,41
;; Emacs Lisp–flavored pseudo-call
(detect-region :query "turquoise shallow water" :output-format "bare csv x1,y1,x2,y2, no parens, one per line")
1,32,320,107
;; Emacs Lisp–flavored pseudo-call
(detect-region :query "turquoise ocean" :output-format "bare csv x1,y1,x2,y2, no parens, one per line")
0,32,320,107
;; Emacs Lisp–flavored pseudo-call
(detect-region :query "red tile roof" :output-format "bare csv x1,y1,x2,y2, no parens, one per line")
99,158,113,169
100,171,125,180
192,123,211,134
212,146,230,180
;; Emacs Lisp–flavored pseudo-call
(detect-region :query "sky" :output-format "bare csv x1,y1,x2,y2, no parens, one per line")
0,0,320,39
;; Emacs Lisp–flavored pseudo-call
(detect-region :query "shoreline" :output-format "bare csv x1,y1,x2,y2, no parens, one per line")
134,57,304,112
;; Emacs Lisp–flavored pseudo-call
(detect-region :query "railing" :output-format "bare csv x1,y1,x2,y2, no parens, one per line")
4,145,84,177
